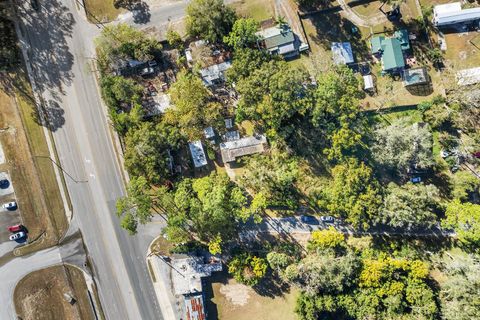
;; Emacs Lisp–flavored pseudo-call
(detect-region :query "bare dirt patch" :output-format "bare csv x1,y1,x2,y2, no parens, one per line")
14,265,94,320
206,273,299,320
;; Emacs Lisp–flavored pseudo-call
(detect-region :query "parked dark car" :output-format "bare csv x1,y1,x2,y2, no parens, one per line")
0,179,9,189
30,0,39,10
410,177,422,183
300,215,318,225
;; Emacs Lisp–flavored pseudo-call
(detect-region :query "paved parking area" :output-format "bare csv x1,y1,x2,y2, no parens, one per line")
0,171,25,256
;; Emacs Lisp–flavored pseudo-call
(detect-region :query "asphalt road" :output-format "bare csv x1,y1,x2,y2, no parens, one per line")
15,0,165,319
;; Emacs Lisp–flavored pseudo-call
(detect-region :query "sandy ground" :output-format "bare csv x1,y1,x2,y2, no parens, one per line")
14,265,94,320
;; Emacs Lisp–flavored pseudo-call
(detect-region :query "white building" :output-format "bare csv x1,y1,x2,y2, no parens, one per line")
188,141,207,168
433,2,480,27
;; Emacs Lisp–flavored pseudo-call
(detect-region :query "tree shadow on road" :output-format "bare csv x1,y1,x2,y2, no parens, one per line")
15,0,75,131
130,2,151,24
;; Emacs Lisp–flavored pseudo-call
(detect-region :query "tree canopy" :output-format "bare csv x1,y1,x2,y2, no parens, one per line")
185,0,236,43
443,200,480,246
95,23,161,73
235,60,312,136
317,158,382,229
223,18,259,50
228,253,268,286
164,70,222,140
123,122,182,184
376,182,440,229
372,121,434,175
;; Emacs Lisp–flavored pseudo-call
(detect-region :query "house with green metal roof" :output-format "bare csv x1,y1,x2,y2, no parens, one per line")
370,29,410,72
256,24,299,58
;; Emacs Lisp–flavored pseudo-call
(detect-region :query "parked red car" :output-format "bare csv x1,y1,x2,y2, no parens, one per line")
7,224,22,232
473,151,480,159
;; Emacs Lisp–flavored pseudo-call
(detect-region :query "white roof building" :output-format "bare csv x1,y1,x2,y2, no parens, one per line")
457,67,480,86
188,141,207,168
172,256,223,296
204,126,215,139
433,2,480,26
363,75,374,90
331,42,354,65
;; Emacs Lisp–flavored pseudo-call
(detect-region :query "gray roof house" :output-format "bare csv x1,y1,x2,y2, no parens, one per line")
199,61,232,87
220,135,267,163
331,42,354,65
256,25,299,58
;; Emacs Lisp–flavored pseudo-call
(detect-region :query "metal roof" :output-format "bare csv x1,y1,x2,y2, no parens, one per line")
381,38,405,71
331,42,354,64
256,25,295,50
188,141,207,168
403,67,429,86
184,294,206,320
433,3,480,26
220,135,267,163
199,61,232,86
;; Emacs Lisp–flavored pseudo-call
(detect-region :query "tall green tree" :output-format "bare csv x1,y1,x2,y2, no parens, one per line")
317,158,382,229
443,200,480,246
95,23,161,72
372,121,434,175
239,149,299,208
123,122,181,184
165,70,222,140
226,48,272,84
116,176,152,235
223,18,259,50
377,182,440,229
312,66,366,161
228,253,268,286
161,172,255,244
185,0,236,43
236,60,312,136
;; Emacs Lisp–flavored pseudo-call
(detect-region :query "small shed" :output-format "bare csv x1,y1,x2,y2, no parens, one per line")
331,42,354,65
188,141,207,168
224,118,233,129
363,75,374,90
204,127,215,139
402,67,429,86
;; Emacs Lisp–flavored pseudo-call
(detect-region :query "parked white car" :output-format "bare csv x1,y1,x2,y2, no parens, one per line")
9,231,26,241
2,201,17,210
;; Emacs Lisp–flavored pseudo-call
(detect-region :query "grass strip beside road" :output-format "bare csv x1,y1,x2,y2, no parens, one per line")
14,72,68,255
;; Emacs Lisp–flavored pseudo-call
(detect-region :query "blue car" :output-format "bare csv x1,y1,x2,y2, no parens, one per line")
410,177,422,183
300,215,318,225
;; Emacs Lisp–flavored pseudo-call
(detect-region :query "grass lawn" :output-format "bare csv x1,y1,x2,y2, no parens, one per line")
14,73,68,255
443,32,480,70
84,0,121,23
205,272,299,320
14,265,95,320
230,0,275,22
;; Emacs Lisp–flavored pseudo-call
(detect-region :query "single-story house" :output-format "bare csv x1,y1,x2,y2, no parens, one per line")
457,67,480,86
199,61,232,87
220,135,267,163
433,2,480,27
170,256,222,320
331,42,354,65
402,67,429,87
370,30,410,72
256,24,299,58
189,141,207,168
